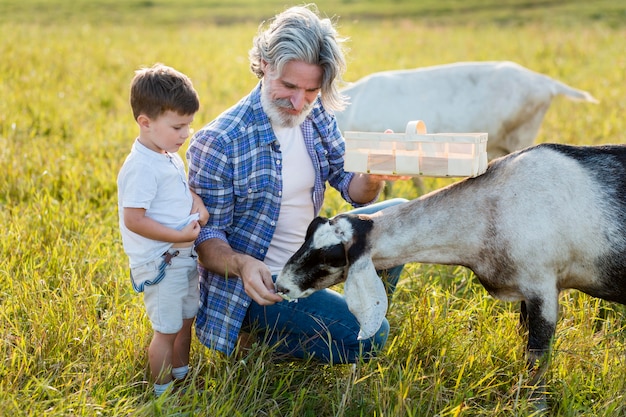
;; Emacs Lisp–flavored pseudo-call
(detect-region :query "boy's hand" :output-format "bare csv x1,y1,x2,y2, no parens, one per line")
180,220,202,241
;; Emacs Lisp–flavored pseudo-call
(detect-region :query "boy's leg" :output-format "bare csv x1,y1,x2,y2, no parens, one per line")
171,250,200,380
141,248,199,392
172,317,195,370
149,331,178,385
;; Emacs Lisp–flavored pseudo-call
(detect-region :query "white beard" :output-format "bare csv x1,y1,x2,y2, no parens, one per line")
261,83,313,128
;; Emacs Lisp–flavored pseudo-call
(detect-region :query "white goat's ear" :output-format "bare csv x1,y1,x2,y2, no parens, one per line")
330,216,354,244
343,255,388,340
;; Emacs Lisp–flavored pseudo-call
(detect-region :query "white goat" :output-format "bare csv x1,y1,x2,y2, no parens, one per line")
276,143,626,388
336,61,598,159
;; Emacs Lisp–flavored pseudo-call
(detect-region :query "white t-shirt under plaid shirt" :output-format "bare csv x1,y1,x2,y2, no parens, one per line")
187,82,369,355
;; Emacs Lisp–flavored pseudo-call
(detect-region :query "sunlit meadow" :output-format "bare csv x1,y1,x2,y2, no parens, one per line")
1,1,625,416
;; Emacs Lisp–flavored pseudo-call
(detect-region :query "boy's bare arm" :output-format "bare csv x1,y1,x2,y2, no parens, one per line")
124,207,200,243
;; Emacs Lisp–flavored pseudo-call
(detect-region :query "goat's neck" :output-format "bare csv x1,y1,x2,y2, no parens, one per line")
368,181,487,270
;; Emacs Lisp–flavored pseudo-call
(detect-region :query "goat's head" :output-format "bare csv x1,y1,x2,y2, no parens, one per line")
276,213,389,340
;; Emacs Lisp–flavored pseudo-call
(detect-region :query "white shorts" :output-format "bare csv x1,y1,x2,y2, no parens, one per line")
131,247,199,334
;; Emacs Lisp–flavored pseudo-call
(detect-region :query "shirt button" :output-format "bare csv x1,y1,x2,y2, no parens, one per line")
276,160,281,165
270,221,276,226
278,191,282,196
248,188,253,193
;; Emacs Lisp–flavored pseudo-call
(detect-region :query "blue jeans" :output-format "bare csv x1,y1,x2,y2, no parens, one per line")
243,198,407,364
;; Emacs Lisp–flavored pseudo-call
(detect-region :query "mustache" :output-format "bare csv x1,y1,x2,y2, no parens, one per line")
274,98,313,113
274,98,295,110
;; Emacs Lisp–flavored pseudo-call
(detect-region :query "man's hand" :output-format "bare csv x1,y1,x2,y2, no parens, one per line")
346,129,413,203
196,238,284,305
238,257,284,305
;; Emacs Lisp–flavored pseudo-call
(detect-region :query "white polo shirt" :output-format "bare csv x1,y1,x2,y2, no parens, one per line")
117,139,195,268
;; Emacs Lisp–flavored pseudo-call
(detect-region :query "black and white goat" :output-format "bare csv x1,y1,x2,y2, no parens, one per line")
276,143,626,383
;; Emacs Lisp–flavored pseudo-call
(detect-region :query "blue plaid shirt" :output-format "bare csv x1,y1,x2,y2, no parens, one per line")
187,82,369,354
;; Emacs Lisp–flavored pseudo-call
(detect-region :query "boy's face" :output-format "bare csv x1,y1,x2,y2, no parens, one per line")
137,110,194,154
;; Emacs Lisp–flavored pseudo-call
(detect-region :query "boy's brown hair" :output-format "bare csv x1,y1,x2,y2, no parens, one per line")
130,63,199,120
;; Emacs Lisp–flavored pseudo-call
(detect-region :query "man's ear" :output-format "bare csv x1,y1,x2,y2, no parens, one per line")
261,60,273,76
343,255,388,340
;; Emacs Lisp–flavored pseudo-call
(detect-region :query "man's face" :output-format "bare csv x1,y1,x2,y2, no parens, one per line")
261,60,323,128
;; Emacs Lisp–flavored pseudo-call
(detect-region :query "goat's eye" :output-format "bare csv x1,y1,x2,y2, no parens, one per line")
322,244,347,267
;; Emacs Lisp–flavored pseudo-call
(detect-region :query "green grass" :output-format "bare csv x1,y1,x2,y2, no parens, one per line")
1,1,626,415
1,0,625,27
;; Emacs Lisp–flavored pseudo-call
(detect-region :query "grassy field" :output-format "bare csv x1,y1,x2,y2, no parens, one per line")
1,1,626,416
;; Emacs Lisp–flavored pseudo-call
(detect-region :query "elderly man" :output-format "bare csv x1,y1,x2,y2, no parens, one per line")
187,4,405,363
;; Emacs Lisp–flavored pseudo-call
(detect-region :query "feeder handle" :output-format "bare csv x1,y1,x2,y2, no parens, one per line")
405,120,427,135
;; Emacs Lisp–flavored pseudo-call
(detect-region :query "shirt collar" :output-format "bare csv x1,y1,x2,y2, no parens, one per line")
132,138,172,161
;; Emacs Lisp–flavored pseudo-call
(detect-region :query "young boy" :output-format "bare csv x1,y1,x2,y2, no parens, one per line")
117,63,208,397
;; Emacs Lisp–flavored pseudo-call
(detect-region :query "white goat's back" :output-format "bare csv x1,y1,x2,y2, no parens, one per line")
336,61,597,159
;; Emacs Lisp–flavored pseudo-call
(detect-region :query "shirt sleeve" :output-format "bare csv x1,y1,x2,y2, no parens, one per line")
187,129,233,246
322,113,374,207
119,160,158,210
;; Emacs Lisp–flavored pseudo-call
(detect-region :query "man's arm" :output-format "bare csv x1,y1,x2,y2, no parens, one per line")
348,173,413,204
196,238,283,306
190,191,209,226
347,173,385,204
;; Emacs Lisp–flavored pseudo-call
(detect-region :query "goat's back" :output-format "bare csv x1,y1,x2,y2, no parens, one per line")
459,143,626,302
336,61,596,158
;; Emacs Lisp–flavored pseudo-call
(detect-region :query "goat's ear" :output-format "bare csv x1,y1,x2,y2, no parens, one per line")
330,215,356,244
344,255,388,340
304,217,329,240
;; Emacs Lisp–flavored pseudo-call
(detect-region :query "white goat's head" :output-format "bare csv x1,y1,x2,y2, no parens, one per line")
276,214,388,340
